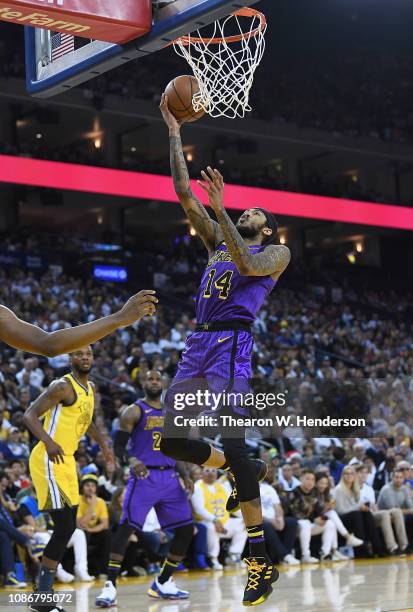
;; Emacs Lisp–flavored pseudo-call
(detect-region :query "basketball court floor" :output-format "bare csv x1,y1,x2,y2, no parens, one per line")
1,558,413,612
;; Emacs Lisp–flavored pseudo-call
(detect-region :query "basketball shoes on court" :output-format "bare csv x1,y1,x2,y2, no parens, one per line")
148,576,189,600
95,581,117,608
242,556,279,607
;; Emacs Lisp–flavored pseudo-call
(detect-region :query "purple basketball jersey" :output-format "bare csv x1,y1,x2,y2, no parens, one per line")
195,243,276,323
128,400,176,468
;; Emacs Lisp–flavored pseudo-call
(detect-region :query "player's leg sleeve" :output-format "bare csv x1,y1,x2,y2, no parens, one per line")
43,507,78,562
221,436,259,502
168,524,194,558
110,522,135,557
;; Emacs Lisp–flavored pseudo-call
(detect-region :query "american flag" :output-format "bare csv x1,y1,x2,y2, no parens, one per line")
51,32,75,61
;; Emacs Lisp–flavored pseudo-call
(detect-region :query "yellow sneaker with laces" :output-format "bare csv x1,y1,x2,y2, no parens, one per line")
242,556,279,607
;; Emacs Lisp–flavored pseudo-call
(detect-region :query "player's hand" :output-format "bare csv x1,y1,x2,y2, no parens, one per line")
159,93,181,133
183,477,194,496
197,167,225,213
130,459,150,479
116,290,158,327
45,438,65,463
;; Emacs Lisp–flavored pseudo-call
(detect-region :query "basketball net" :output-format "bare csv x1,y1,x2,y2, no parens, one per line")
173,8,267,120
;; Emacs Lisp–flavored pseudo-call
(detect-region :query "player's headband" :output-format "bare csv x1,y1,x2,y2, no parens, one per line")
257,208,278,244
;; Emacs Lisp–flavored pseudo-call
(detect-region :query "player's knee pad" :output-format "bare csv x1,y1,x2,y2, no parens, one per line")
169,523,194,557
111,522,135,557
222,438,259,502
160,436,211,465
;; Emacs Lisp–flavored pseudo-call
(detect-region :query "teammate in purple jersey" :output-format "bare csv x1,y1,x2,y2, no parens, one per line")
95,371,194,607
159,94,291,607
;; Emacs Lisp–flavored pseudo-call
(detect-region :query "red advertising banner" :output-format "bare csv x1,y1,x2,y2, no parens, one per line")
0,0,152,43
1,155,413,231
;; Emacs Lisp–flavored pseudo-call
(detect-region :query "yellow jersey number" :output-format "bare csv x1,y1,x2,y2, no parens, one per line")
203,269,233,300
152,431,162,451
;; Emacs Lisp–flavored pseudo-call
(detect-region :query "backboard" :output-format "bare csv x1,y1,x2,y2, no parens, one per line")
25,0,261,98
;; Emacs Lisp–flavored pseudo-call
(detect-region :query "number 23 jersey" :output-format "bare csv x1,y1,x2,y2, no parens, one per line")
127,400,176,468
195,243,276,323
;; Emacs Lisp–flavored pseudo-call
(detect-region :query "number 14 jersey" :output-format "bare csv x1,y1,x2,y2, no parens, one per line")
195,243,276,324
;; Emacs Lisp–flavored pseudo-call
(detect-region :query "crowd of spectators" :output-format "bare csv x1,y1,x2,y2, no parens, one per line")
0,230,413,585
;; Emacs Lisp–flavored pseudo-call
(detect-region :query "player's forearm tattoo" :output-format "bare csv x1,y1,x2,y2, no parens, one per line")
169,135,221,248
215,208,290,276
214,207,255,271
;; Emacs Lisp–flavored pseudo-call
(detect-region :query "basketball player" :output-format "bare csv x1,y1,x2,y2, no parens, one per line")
95,370,193,606
159,93,290,607
23,346,111,612
0,289,157,356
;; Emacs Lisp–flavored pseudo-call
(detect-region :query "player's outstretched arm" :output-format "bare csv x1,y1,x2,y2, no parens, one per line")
159,94,223,253
0,290,157,357
22,379,73,463
198,167,291,278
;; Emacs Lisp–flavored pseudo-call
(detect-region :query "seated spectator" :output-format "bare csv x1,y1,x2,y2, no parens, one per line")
329,447,346,485
0,405,11,441
7,460,30,492
315,472,363,559
0,488,34,587
348,442,367,465
97,462,122,502
279,463,300,492
301,443,321,470
373,451,396,492
260,466,299,565
288,469,338,564
191,467,247,570
377,468,413,541
356,464,409,555
2,428,30,461
334,466,384,558
77,474,110,578
17,486,93,582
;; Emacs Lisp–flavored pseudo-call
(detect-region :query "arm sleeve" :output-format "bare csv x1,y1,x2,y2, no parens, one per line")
113,430,131,464
191,484,216,522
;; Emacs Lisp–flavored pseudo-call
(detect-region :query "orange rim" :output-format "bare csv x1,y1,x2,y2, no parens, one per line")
174,7,266,46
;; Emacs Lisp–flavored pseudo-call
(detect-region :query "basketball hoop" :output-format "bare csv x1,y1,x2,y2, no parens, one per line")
172,7,267,119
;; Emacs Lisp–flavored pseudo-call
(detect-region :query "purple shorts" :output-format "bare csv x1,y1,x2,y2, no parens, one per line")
120,469,193,531
165,330,253,417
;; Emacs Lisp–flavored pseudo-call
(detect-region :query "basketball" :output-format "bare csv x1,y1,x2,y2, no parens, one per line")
164,75,205,123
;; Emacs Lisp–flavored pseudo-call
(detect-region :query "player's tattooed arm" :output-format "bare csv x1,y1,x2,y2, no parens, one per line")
198,167,291,277
22,379,74,463
160,93,223,252
169,133,223,252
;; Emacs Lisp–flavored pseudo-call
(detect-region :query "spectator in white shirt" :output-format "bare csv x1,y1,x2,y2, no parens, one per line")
260,469,299,565
278,464,300,492
348,442,366,466
356,464,408,555
16,358,44,389
142,335,161,356
191,468,247,570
